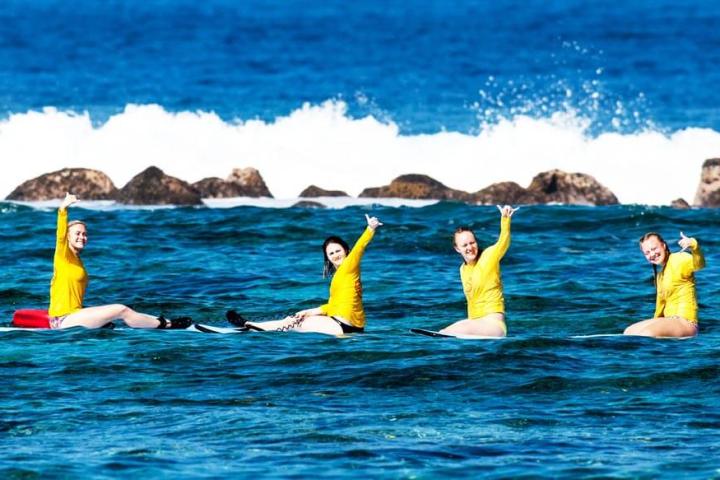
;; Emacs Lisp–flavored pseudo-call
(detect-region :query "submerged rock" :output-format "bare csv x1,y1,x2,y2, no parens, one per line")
359,174,472,201
117,166,202,205
193,167,272,198
291,200,326,209
671,198,691,209
6,168,118,201
693,158,720,207
299,185,349,197
526,169,618,206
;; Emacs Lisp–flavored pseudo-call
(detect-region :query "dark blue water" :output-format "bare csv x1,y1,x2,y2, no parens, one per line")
2,203,719,477
1,0,719,133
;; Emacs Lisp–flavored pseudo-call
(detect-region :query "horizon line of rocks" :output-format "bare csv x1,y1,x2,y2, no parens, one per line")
6,158,720,208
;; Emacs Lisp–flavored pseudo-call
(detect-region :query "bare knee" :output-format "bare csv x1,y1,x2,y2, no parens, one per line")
111,304,132,319
624,325,648,336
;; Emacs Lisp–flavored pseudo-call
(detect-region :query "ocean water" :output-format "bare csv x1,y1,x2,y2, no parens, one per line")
1,203,720,478
2,1,720,477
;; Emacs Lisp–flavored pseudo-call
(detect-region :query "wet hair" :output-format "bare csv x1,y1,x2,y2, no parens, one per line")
322,236,350,278
638,232,669,287
453,226,482,263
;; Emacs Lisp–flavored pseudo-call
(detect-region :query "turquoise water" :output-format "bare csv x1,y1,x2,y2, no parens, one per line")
1,203,719,478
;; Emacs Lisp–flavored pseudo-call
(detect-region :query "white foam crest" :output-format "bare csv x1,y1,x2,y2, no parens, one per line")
1,102,719,205
5,197,437,211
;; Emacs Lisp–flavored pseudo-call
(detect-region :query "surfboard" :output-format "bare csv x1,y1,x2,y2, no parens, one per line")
410,328,502,340
0,323,239,334
410,328,454,337
0,326,51,332
190,323,249,334
570,334,626,338
571,333,693,340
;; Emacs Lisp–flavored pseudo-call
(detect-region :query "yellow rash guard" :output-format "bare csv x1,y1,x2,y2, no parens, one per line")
48,209,88,317
654,239,705,323
461,216,510,319
319,227,375,328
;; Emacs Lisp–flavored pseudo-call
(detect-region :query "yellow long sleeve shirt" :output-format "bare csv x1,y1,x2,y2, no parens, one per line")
48,209,88,317
461,216,511,319
654,240,705,323
319,227,375,328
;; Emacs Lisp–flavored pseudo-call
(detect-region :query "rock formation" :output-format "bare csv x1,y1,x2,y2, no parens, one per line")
473,181,540,205
116,166,202,205
525,169,618,205
359,174,472,201
6,168,117,201
193,167,272,198
670,198,690,209
299,185,349,197
693,158,720,207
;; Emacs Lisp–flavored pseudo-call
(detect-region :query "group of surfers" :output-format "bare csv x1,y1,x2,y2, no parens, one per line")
48,192,705,338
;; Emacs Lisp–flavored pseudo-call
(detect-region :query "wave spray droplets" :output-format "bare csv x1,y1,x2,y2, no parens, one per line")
1,102,719,205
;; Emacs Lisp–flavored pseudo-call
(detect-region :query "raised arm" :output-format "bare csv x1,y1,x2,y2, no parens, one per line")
678,232,705,274
485,205,518,261
344,214,383,264
56,193,78,245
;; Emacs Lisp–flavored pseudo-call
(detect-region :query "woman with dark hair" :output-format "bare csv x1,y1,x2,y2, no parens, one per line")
624,231,705,337
48,193,192,329
228,214,382,335
436,205,518,337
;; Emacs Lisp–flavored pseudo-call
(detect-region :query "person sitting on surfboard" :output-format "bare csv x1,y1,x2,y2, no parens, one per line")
436,205,518,337
47,192,191,329
624,232,705,338
226,214,382,335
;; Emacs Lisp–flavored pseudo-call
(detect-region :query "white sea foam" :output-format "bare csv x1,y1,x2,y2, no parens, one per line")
6,197,437,211
1,102,719,205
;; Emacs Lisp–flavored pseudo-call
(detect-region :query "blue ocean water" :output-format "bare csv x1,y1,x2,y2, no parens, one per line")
2,1,720,477
1,203,719,478
1,0,719,133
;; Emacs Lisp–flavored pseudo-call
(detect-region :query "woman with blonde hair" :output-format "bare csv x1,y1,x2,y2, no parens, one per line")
437,205,518,337
48,193,191,330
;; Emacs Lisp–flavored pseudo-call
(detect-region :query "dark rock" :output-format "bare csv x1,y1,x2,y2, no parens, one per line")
291,200,326,209
6,168,117,201
693,158,720,207
359,174,472,201
473,181,541,205
192,167,272,198
192,177,243,198
226,167,272,197
526,169,618,205
670,198,691,209
299,185,349,198
117,166,202,205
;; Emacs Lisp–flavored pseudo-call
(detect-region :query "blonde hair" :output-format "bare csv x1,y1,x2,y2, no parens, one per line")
67,220,87,230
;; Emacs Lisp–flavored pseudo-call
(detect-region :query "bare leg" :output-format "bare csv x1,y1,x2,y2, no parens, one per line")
622,318,657,335
439,313,507,337
295,316,344,335
60,304,160,329
245,316,299,332
247,315,344,335
624,317,698,338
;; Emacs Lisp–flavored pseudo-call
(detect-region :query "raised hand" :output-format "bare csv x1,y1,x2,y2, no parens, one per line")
678,231,695,252
365,213,384,230
60,192,78,210
496,205,520,218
